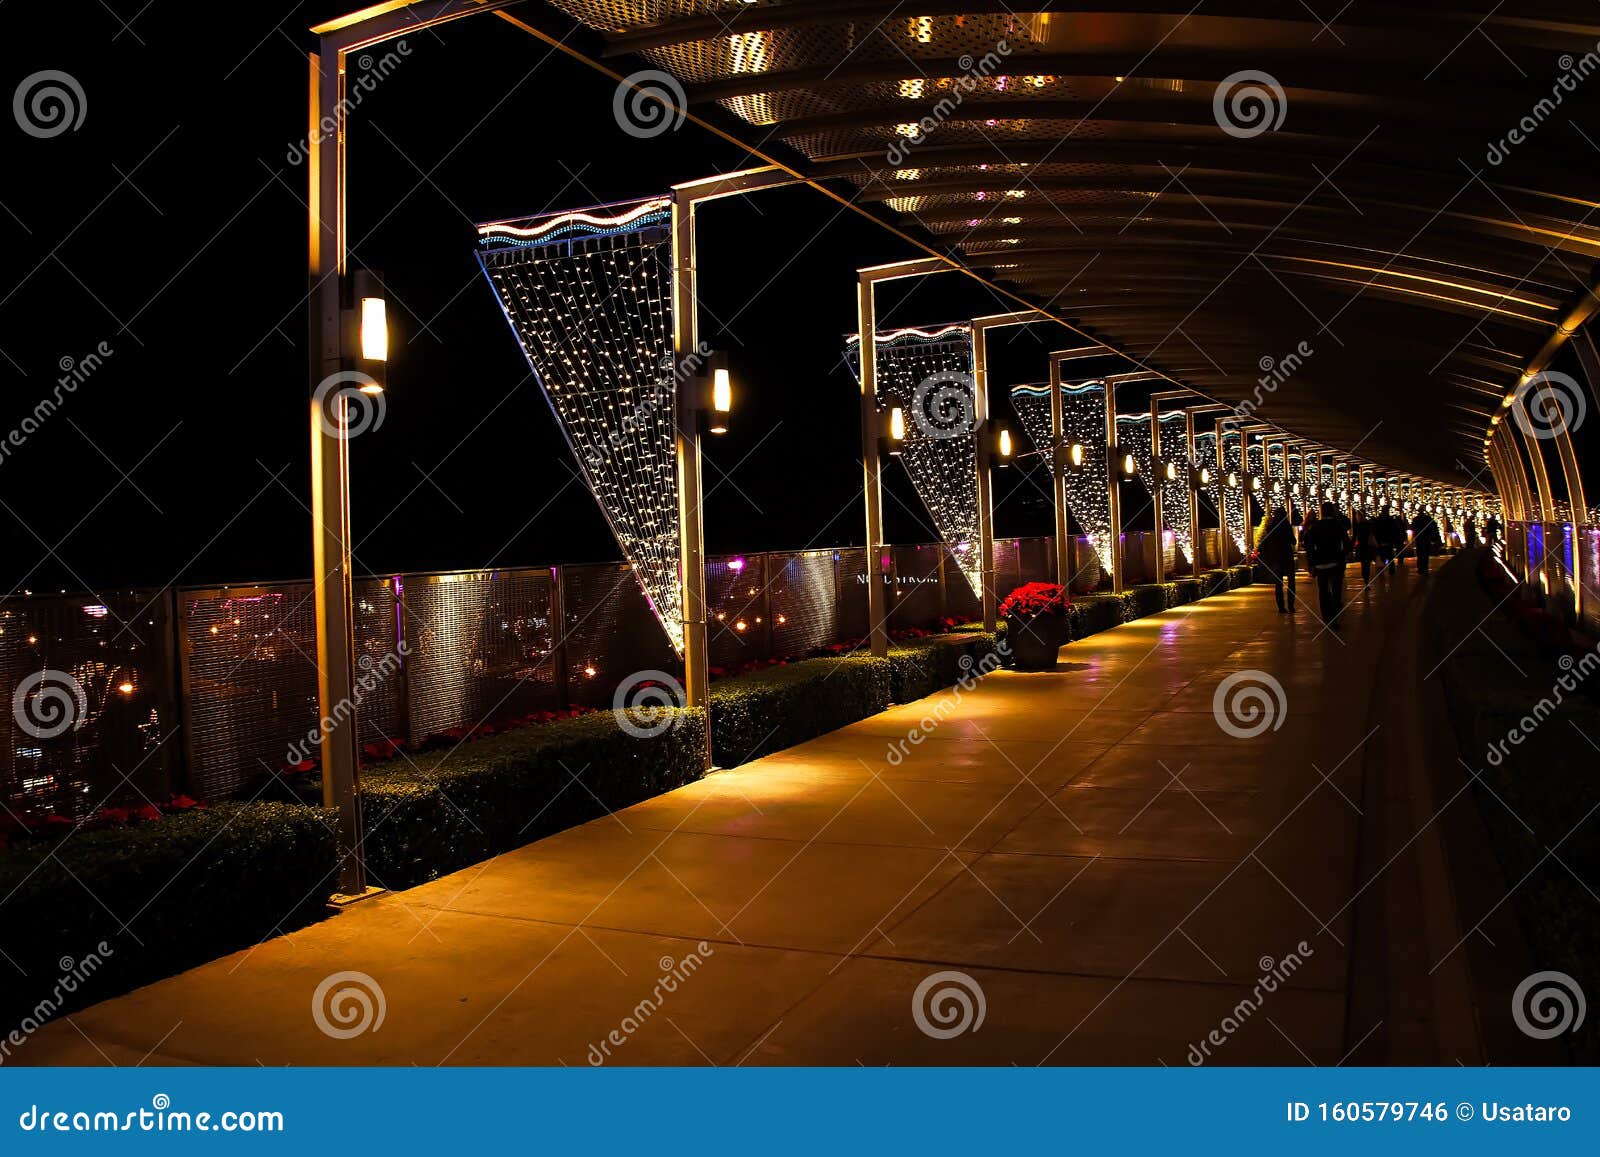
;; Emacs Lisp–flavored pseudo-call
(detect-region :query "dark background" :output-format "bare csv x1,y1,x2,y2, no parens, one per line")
0,3,1333,599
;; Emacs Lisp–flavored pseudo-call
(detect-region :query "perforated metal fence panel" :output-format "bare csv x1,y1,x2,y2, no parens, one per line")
705,555,770,672
943,545,982,621
181,583,320,801
890,544,943,629
834,547,871,641
0,592,176,819
400,570,557,742
992,538,1022,596
560,563,680,707
1017,537,1053,586
767,550,839,657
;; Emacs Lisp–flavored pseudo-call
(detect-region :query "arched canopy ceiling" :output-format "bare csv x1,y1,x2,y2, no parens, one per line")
542,0,1600,482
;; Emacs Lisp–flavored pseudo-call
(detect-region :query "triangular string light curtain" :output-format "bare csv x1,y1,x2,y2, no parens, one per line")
1194,429,1223,557
1156,412,1193,564
1009,380,1114,574
1222,431,1247,556
845,325,983,598
475,196,685,653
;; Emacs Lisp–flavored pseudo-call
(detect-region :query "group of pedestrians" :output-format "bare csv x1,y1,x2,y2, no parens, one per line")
1253,502,1446,629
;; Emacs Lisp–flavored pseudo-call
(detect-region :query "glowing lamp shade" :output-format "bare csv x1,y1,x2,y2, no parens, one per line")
359,297,388,363
996,425,1013,466
1227,471,1239,489
1251,475,1262,492
711,367,732,414
1164,460,1178,482
1069,442,1085,468
1198,466,1211,487
887,405,906,453
1121,452,1136,478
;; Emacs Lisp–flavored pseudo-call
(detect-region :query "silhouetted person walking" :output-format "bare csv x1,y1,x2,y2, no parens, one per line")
1411,509,1442,576
1304,502,1352,628
1257,506,1297,613
1351,508,1375,581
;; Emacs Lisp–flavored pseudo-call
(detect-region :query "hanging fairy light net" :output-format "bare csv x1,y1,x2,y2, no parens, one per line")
1012,380,1113,573
1194,429,1223,551
1222,431,1247,555
475,195,685,653
845,325,982,597
1157,412,1193,563
1247,438,1265,479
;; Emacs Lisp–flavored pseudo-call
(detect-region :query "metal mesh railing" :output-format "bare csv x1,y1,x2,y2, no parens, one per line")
5,532,1204,813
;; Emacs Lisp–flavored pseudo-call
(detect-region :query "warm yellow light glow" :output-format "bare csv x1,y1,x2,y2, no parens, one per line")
1122,452,1136,476
898,78,925,99
1070,442,1085,468
712,367,732,413
998,427,1013,457
117,681,135,695
1200,466,1211,485
1252,475,1262,491
1227,471,1239,488
360,296,388,361
890,406,906,441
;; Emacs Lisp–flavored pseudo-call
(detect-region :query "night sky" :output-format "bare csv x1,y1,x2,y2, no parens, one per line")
4,4,1225,598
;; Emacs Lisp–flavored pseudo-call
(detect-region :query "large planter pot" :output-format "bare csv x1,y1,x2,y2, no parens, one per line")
1006,613,1068,671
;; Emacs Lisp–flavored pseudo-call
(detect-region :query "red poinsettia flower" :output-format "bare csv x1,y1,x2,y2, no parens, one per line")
999,582,1071,620
164,795,202,811
132,804,164,824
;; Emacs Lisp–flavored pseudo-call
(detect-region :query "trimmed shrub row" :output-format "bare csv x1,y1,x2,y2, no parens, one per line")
711,654,890,768
0,802,338,1027
363,708,708,888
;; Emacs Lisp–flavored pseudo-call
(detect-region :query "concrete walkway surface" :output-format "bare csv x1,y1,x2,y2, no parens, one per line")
19,566,1434,1066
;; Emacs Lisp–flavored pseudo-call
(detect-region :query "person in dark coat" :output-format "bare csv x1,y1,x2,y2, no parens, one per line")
1351,508,1375,582
1463,516,1478,548
1256,506,1297,613
1375,508,1403,576
1304,502,1352,628
1411,509,1443,576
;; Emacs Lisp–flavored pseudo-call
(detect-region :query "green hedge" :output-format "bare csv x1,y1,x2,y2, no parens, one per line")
363,709,708,888
1171,578,1203,606
1200,568,1231,597
0,803,336,1026
888,632,1002,703
1069,593,1126,639
1228,564,1255,589
710,655,890,768
1423,549,1600,1063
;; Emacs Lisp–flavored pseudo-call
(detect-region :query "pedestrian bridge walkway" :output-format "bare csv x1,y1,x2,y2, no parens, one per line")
20,566,1458,1066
